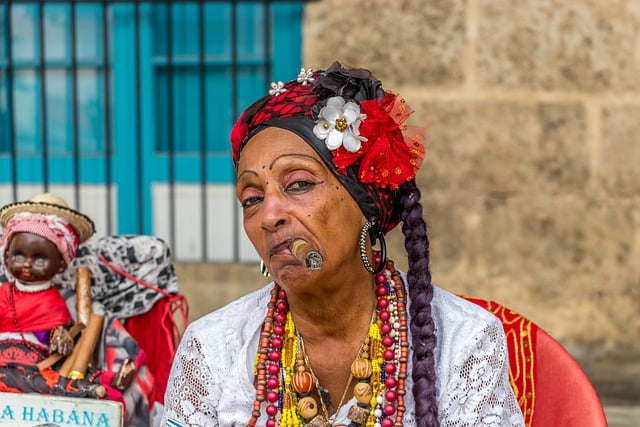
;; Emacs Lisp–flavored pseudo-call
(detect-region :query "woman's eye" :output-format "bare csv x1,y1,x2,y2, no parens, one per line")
286,180,316,192
241,196,263,209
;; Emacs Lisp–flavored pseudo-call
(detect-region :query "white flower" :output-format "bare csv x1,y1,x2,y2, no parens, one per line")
313,96,367,152
297,68,315,85
269,81,286,96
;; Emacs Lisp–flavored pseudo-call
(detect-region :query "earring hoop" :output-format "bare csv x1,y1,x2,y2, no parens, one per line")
259,260,270,277
359,221,386,274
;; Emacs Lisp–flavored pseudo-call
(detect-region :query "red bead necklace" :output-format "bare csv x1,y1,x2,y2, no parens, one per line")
249,258,409,426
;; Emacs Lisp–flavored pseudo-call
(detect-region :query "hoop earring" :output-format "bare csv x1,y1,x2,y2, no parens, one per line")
260,260,270,277
359,221,386,274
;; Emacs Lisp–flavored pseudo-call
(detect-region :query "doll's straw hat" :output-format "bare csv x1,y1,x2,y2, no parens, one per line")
0,193,95,243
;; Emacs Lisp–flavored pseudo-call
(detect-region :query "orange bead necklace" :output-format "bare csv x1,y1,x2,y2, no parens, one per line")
249,258,409,427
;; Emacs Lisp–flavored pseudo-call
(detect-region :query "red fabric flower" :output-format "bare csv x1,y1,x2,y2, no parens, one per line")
331,93,425,189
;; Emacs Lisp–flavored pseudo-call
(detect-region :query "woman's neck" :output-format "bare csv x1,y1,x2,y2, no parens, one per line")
285,275,376,342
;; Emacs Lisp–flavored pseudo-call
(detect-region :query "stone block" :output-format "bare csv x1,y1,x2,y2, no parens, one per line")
304,0,466,86
600,105,640,195
477,0,640,91
413,100,589,195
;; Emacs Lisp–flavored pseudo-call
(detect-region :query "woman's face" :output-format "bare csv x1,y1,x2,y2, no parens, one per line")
5,232,65,283
236,127,366,284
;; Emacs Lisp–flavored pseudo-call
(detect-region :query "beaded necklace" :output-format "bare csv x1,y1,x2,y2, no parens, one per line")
9,282,49,356
296,305,376,424
249,259,409,427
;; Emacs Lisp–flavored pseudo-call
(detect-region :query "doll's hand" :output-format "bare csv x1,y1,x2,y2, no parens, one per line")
50,325,74,356
110,357,137,391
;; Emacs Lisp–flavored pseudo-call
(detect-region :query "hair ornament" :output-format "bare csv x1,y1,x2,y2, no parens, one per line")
230,61,427,229
330,92,425,189
296,67,315,85
313,96,367,152
268,81,286,96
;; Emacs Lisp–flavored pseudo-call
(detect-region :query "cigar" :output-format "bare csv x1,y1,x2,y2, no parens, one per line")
76,267,92,327
290,239,323,270
61,313,104,379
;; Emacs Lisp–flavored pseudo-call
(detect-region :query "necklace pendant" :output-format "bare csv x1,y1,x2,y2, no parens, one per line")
307,414,331,427
346,404,369,425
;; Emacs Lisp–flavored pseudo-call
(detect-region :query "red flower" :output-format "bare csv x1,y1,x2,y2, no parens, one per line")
331,93,425,189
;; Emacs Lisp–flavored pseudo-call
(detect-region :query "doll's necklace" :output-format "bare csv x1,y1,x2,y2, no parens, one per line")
9,282,48,355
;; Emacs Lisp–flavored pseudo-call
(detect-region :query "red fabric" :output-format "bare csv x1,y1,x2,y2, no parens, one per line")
0,282,72,333
125,294,187,404
532,328,607,427
462,295,607,427
0,339,47,365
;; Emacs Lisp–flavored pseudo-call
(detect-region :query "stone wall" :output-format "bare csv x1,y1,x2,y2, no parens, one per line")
176,0,640,403
303,0,640,401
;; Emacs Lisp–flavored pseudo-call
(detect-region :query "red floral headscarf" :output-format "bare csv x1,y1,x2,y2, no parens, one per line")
230,62,426,234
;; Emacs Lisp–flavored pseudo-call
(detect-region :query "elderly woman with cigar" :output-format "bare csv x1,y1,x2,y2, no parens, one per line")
162,62,525,426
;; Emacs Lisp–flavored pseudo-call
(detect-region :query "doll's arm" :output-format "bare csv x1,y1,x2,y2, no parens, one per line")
50,324,75,356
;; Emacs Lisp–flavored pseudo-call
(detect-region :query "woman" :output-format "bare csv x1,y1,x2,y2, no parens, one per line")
163,62,525,426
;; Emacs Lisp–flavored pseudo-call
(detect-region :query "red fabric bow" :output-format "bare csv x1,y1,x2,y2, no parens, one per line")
331,93,425,189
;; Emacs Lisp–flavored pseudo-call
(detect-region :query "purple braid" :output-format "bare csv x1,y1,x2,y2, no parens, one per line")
400,180,438,426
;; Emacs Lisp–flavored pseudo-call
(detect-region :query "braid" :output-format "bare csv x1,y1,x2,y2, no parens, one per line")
399,180,438,426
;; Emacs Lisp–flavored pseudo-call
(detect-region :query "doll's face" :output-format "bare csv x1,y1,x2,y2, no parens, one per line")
5,232,66,283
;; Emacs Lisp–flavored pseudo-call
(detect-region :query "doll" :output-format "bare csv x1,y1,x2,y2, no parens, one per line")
0,193,105,398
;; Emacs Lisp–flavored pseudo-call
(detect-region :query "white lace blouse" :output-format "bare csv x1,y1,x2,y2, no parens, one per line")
162,282,525,426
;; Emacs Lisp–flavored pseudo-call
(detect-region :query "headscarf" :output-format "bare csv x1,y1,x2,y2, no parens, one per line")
231,62,426,235
0,213,80,267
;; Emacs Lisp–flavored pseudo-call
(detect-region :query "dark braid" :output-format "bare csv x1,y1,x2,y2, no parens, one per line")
399,180,438,426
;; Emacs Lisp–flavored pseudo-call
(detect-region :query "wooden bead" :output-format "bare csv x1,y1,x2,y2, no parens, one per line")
347,405,369,425
351,357,373,379
292,371,315,394
353,381,373,404
307,415,331,427
297,396,319,420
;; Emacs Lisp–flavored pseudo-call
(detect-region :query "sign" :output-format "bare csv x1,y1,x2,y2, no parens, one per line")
0,392,123,427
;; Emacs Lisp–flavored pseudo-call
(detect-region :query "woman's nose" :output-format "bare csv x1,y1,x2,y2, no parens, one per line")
260,192,289,231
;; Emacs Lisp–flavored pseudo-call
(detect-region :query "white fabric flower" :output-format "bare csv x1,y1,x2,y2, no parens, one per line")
313,96,367,152
268,81,286,96
297,68,315,85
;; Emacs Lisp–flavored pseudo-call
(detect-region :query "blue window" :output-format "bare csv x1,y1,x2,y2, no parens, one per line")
0,1,305,261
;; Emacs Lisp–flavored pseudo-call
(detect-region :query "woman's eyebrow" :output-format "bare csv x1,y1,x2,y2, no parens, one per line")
237,169,259,181
269,153,324,170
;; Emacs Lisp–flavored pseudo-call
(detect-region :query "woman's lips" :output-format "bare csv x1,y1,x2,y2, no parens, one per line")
269,240,292,256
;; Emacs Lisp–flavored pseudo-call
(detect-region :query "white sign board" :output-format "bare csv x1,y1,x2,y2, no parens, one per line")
0,392,123,427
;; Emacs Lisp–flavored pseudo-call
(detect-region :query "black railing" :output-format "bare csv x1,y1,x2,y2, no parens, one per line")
0,1,312,261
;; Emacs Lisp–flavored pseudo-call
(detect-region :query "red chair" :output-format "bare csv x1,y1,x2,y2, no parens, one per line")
462,296,608,427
